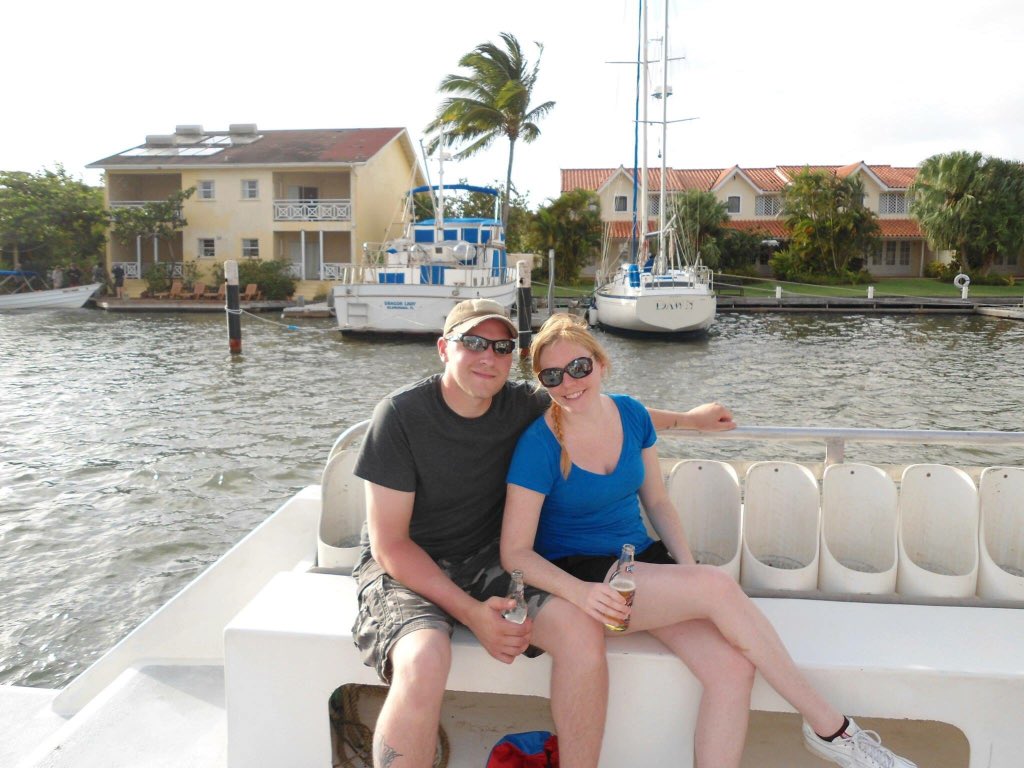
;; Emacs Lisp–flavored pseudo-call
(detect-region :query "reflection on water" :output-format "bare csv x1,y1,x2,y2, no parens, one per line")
1,309,1023,687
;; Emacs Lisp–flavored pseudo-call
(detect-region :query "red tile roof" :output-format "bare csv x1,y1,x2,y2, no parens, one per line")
878,219,922,237
604,220,658,239
724,219,790,238
89,127,408,168
563,163,918,194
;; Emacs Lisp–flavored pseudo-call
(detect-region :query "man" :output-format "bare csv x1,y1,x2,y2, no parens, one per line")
111,263,125,299
352,299,734,768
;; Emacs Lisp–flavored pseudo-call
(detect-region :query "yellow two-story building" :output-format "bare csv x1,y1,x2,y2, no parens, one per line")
88,125,425,297
562,162,1024,278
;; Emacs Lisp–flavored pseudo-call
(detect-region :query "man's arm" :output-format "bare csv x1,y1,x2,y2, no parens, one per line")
366,481,531,664
647,401,736,432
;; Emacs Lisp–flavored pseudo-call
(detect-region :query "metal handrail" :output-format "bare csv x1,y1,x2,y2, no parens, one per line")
330,421,1024,467
665,425,1024,466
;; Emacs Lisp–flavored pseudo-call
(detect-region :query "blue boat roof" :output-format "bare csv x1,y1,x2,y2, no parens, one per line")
416,218,501,226
410,183,498,196
0,269,39,277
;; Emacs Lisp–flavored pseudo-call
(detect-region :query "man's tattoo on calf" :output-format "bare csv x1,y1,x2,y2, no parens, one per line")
375,732,403,767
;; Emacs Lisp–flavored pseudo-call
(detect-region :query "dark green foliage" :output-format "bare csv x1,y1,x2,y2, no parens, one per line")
668,190,730,268
717,228,775,272
0,166,106,270
526,189,602,284
212,258,297,300
910,151,1024,274
777,169,879,279
109,188,195,262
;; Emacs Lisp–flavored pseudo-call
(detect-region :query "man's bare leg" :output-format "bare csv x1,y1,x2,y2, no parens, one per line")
374,628,451,768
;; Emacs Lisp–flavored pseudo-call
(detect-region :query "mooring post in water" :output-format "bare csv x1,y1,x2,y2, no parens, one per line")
225,260,242,355
516,259,532,358
547,249,555,320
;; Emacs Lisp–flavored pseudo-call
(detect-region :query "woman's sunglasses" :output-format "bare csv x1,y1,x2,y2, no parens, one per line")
538,356,594,388
446,333,516,355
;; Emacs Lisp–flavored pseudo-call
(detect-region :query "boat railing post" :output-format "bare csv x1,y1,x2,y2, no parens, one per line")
824,437,845,467
516,260,532,358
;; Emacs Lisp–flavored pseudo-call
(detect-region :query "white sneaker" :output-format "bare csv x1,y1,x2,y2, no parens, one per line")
802,718,918,768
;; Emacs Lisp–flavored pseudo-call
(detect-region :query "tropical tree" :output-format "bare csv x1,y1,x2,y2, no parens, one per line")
527,189,602,284
425,32,555,228
109,187,195,262
775,169,879,280
0,166,106,271
667,190,730,268
910,151,1024,274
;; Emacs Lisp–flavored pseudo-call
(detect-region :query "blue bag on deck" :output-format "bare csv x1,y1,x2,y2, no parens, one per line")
486,731,559,767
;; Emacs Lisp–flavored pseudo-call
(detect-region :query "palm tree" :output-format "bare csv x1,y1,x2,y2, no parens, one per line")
425,33,555,227
910,151,984,268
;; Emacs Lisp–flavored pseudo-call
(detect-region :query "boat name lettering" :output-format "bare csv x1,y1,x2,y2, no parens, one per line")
656,301,694,311
383,300,417,310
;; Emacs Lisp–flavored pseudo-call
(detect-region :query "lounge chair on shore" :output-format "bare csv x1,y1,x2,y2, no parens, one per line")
240,284,263,301
203,283,225,302
154,280,185,300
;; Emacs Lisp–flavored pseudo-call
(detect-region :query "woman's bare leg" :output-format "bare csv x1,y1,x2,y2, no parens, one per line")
650,619,754,768
626,563,844,737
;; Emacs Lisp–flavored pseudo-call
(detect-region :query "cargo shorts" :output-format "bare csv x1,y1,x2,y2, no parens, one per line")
352,537,550,683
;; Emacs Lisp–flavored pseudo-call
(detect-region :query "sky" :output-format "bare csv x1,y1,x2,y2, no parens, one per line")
5,0,1024,209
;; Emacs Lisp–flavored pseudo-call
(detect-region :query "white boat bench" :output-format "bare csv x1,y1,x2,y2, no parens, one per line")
223,568,1024,768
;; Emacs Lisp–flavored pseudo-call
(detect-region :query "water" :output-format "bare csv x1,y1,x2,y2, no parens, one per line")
2,309,1023,688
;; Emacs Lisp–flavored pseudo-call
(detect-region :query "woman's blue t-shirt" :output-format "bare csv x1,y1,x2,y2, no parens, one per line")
506,394,656,561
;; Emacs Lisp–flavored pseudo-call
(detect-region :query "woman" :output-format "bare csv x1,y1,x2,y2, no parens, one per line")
500,314,915,768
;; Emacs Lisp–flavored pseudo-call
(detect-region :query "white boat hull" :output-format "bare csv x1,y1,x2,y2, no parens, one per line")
0,283,101,310
595,286,716,333
333,272,516,334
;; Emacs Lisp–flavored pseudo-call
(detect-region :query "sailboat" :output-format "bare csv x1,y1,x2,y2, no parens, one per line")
592,0,716,335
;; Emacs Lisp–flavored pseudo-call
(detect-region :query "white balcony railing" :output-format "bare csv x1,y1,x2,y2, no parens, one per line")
112,262,183,279
274,199,351,222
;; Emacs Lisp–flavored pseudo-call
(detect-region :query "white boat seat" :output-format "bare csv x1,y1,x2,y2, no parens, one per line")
820,463,898,594
317,450,365,572
978,466,1024,599
897,463,979,597
741,461,820,591
665,459,742,580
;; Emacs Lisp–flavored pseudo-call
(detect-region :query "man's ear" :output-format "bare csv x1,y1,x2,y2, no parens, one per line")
437,336,449,363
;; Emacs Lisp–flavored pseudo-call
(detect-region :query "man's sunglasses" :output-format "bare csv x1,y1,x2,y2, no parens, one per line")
538,356,594,388
446,333,516,355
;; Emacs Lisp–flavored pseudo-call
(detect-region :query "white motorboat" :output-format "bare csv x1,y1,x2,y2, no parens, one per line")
0,270,100,310
332,183,517,335
593,0,717,336
4,422,1024,768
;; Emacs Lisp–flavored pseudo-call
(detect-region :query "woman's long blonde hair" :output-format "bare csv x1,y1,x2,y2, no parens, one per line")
530,313,612,479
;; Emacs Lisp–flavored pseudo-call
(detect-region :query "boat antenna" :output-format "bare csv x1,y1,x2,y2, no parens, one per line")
418,138,441,223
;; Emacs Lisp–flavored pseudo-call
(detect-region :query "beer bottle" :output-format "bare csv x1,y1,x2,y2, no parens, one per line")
503,569,528,624
605,544,636,632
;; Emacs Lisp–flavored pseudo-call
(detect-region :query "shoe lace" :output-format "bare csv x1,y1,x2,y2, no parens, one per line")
852,730,916,768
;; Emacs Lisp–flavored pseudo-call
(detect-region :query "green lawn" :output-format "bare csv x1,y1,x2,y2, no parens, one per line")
722,276,1024,299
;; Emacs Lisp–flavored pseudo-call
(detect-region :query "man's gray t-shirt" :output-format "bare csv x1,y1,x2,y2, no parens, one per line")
354,374,549,561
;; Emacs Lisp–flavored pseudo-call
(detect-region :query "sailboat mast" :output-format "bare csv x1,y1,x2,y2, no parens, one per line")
659,0,669,261
639,0,649,257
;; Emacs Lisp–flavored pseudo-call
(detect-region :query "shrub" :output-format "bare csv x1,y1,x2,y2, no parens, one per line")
211,258,297,300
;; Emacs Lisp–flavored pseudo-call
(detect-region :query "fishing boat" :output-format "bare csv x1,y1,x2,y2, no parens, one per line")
331,183,517,335
4,422,1023,767
0,270,101,310
592,0,716,336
